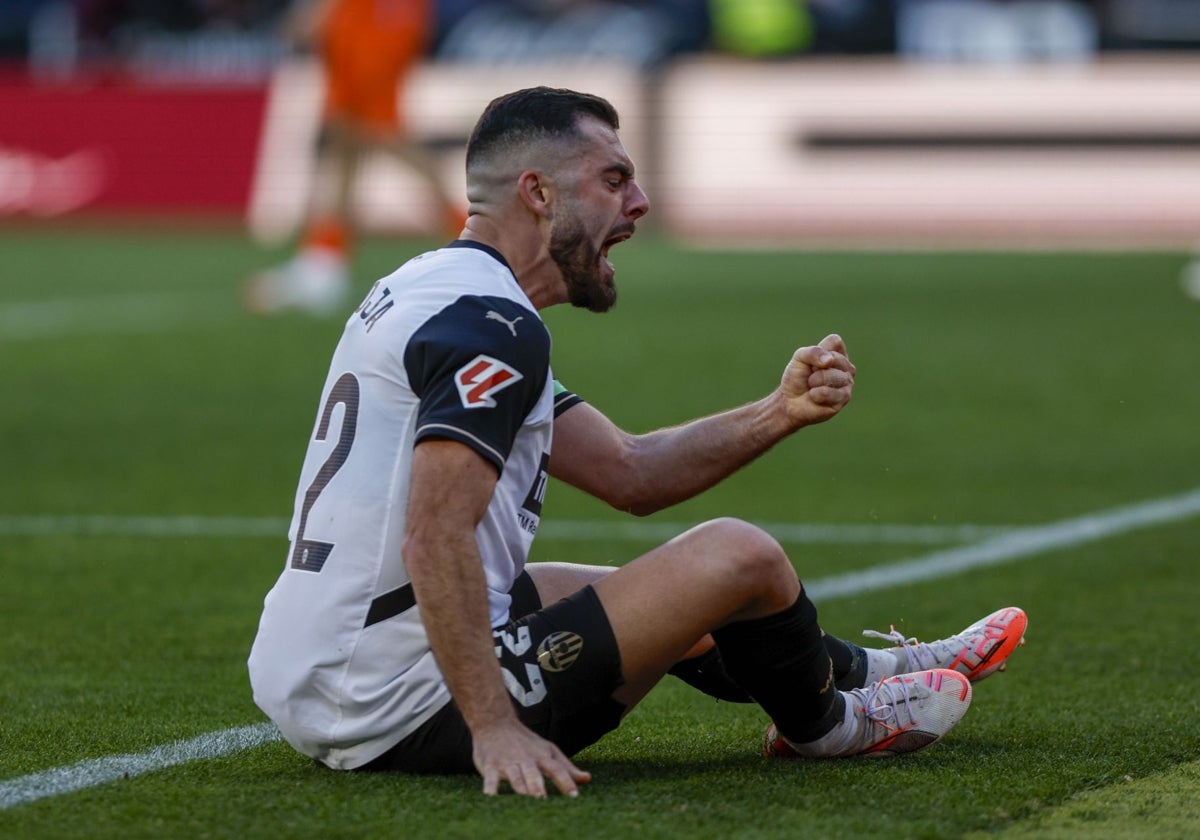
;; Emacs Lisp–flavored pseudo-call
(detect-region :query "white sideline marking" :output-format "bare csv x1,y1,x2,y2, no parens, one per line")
2,486,1198,810
0,515,289,539
0,292,229,341
0,723,280,810
544,519,1012,545
806,487,1200,600
0,514,1008,545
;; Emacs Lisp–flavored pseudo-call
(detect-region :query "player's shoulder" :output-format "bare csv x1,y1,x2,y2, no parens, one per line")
375,243,549,378
405,290,549,375
354,241,544,341
411,248,542,333
407,240,515,284
403,242,531,306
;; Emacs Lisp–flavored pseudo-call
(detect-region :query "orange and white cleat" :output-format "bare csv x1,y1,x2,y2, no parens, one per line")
865,606,1028,684
764,668,973,759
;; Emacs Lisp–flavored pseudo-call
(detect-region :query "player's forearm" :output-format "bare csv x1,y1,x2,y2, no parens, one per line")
406,533,517,732
620,390,799,515
554,339,855,514
403,442,516,730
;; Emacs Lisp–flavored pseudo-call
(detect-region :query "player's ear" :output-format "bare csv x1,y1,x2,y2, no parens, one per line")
517,170,555,219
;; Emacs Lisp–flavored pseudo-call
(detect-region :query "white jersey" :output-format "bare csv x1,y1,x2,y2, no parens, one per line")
248,242,563,769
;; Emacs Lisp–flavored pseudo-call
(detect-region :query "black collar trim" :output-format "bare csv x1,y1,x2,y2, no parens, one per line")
445,239,513,275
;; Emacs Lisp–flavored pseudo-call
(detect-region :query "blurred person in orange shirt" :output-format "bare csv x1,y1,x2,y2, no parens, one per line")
246,0,464,315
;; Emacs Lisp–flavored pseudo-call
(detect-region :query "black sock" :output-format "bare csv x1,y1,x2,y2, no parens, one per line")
824,634,870,691
670,629,867,703
667,646,753,703
710,591,844,744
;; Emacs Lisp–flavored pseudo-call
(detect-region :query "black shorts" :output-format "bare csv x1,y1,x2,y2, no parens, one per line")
358,571,625,774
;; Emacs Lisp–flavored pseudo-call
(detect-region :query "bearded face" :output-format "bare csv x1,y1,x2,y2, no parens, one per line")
548,207,618,314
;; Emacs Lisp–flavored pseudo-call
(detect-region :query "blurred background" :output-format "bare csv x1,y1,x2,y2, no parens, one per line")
6,1,1200,75
3,14,1199,834
3,0,1200,252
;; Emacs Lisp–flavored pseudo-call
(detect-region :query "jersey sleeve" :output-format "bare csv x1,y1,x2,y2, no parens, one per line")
403,295,550,471
552,380,585,417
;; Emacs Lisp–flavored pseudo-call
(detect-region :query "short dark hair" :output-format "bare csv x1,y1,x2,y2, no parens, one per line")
465,87,620,171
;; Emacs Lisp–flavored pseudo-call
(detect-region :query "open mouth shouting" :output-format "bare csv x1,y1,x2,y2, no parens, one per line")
601,227,634,275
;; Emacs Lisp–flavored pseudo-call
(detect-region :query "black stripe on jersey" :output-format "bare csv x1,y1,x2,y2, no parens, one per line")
364,583,416,628
554,390,584,417
444,239,513,274
413,423,505,467
404,294,550,471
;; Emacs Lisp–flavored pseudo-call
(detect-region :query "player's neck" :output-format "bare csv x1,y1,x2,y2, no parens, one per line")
457,225,566,311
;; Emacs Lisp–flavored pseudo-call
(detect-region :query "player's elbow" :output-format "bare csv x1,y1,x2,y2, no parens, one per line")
558,432,668,515
620,495,668,517
597,446,669,516
400,528,449,582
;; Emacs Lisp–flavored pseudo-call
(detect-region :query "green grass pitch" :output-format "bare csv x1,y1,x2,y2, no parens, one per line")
1,225,1198,838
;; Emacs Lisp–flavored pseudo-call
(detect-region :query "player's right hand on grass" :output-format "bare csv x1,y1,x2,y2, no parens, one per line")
473,718,592,799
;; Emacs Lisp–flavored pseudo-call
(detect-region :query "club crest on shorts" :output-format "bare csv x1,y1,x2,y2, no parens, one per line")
536,631,583,673
454,354,523,409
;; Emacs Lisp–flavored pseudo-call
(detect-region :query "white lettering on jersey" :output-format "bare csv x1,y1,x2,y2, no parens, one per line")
502,663,547,707
494,627,547,707
454,354,524,409
495,626,534,656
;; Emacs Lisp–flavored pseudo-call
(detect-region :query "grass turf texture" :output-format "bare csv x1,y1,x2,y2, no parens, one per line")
1,226,1198,838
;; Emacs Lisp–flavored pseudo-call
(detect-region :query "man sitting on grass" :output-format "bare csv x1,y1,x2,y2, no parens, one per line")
248,86,1027,798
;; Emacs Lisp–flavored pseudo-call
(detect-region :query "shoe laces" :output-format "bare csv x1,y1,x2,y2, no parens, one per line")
863,625,969,673
849,676,926,747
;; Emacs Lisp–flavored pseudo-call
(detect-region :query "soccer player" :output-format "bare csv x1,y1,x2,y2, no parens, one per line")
247,87,1027,798
244,0,463,316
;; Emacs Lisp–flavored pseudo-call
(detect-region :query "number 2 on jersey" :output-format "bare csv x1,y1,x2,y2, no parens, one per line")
291,372,360,572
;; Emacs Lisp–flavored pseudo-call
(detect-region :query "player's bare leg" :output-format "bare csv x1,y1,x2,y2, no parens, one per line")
586,518,972,758
587,518,801,709
327,119,363,232
528,554,1025,709
525,561,610,604
379,134,466,236
527,561,715,663
242,120,359,316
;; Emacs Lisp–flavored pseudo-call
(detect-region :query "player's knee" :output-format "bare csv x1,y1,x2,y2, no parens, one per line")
698,517,792,584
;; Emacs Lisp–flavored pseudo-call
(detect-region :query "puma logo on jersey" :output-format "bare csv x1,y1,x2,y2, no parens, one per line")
486,310,523,336
454,355,523,409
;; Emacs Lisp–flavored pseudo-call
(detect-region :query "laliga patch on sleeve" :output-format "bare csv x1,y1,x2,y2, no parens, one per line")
454,354,524,409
